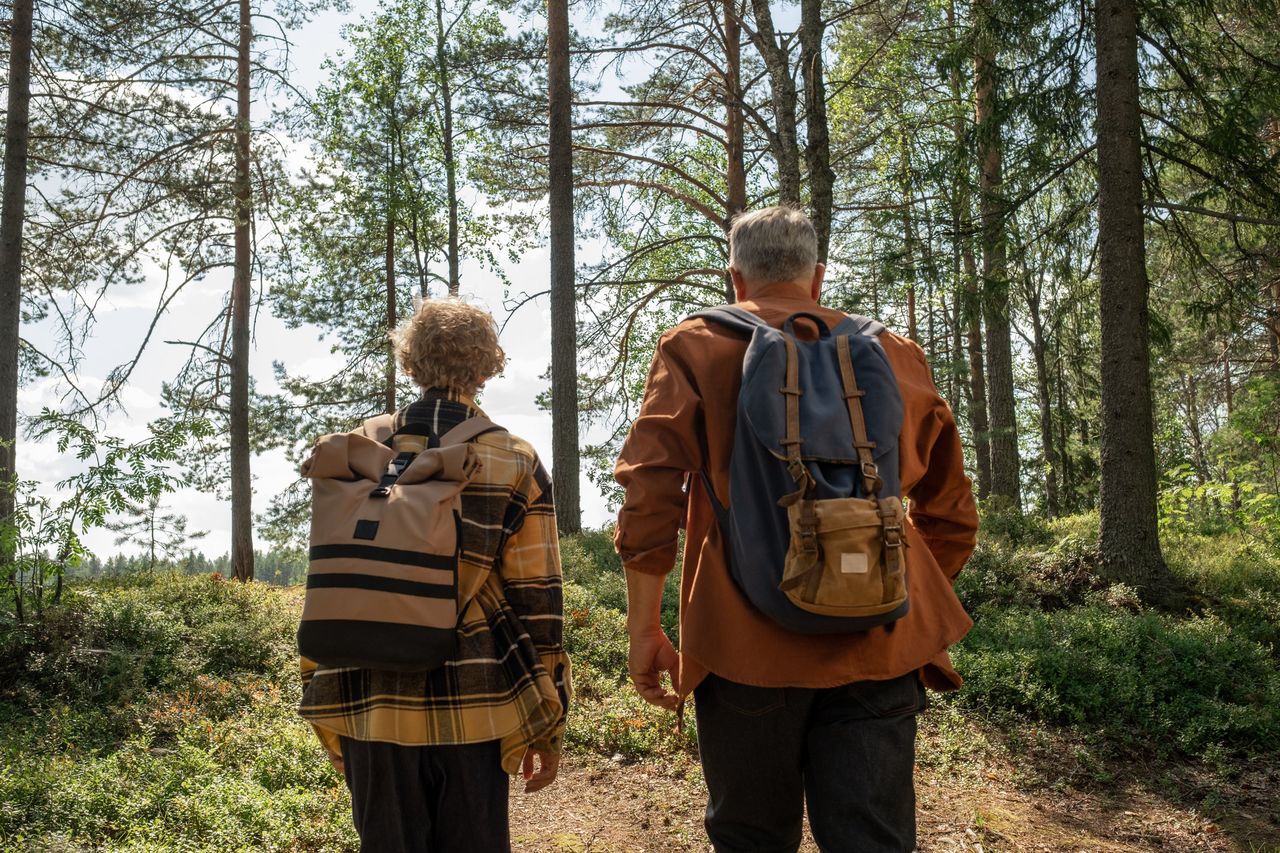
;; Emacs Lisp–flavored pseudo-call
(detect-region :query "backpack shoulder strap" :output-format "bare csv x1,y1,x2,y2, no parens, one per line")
438,416,504,446
833,313,887,337
688,305,770,337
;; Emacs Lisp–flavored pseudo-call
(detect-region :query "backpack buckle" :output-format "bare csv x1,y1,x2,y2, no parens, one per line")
369,453,414,498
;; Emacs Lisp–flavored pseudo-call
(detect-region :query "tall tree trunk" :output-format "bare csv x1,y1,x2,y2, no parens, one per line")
723,0,746,303
1026,279,1060,516
548,0,580,534
1096,0,1175,605
949,0,989,496
799,0,832,263
975,2,1020,510
435,0,460,295
964,251,990,499
229,0,255,582
949,271,964,407
749,0,801,206
0,0,33,574
1180,373,1208,480
902,170,919,342
1055,340,1075,510
385,143,397,414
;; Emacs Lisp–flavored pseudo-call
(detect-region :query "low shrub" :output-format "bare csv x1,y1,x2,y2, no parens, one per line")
0,690,355,851
955,515,1114,613
566,661,696,759
951,605,1280,757
563,582,630,679
559,528,680,635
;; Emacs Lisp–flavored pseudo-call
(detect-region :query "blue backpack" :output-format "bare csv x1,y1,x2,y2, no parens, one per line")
691,306,909,634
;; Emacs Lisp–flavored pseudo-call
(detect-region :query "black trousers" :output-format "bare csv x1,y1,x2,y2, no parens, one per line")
694,671,926,853
340,736,510,853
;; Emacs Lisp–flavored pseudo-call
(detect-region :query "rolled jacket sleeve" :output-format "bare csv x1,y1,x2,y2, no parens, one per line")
614,329,704,576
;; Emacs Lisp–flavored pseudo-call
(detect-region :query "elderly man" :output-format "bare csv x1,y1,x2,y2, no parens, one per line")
299,298,571,853
614,206,978,852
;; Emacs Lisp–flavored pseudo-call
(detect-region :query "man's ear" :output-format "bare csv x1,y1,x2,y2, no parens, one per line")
810,262,826,302
730,266,749,302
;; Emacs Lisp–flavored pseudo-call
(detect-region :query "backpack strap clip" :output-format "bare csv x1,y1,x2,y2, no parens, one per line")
369,451,416,498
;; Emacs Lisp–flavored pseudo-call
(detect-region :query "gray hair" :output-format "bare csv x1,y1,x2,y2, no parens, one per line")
728,206,819,284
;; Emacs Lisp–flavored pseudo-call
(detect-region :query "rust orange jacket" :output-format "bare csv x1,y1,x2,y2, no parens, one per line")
614,284,979,694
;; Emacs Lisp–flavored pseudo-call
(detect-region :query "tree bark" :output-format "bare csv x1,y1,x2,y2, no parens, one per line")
435,0,460,295
1026,277,1060,516
964,251,990,499
229,0,255,582
799,0,833,262
548,0,580,534
385,143,398,414
974,2,1020,510
902,175,919,342
748,0,801,206
0,0,33,573
1096,0,1175,605
1055,340,1075,510
949,0,989,497
723,0,746,303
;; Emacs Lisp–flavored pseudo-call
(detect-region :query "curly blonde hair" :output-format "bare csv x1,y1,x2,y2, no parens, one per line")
392,298,506,395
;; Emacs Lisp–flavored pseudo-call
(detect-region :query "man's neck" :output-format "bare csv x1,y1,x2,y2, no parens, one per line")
743,281,817,303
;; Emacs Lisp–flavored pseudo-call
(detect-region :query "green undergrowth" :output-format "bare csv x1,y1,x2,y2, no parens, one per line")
951,512,1280,758
0,574,355,851
561,531,694,759
1,520,1278,848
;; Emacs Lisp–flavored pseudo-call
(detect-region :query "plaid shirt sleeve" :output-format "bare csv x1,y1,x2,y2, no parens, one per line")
497,456,572,754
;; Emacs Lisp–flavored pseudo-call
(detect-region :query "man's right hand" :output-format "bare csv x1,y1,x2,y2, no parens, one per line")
627,628,681,711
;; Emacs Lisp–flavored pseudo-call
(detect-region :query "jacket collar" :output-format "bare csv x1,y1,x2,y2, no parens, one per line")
419,387,485,416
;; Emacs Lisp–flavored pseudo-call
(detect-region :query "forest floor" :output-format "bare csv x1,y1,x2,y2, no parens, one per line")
509,734,1280,853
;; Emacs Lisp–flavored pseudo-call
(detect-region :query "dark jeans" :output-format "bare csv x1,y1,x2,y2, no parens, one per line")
340,736,510,853
694,671,926,853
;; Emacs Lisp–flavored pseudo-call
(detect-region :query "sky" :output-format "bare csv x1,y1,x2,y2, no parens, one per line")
18,0,622,560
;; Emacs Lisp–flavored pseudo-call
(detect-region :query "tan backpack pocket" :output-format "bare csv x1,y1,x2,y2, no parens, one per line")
779,496,907,618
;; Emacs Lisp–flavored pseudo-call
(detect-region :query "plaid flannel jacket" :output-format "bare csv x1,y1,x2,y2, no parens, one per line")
298,390,572,774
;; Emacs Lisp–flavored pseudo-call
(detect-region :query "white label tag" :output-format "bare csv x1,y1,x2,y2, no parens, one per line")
841,553,869,574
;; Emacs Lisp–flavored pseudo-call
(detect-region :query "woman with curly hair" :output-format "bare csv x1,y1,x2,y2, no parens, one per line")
299,298,571,853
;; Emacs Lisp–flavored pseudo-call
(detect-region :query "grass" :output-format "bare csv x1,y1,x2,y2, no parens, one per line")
1,518,1278,849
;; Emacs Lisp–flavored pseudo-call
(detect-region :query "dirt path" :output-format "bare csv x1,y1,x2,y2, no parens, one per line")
508,754,1278,852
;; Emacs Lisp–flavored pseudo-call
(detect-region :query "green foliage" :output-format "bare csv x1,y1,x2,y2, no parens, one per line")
566,661,696,759
956,514,1114,612
0,574,297,746
1164,531,1280,651
560,528,679,637
951,606,1280,758
2,414,212,620
0,685,355,852
0,574,350,851
559,530,692,759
